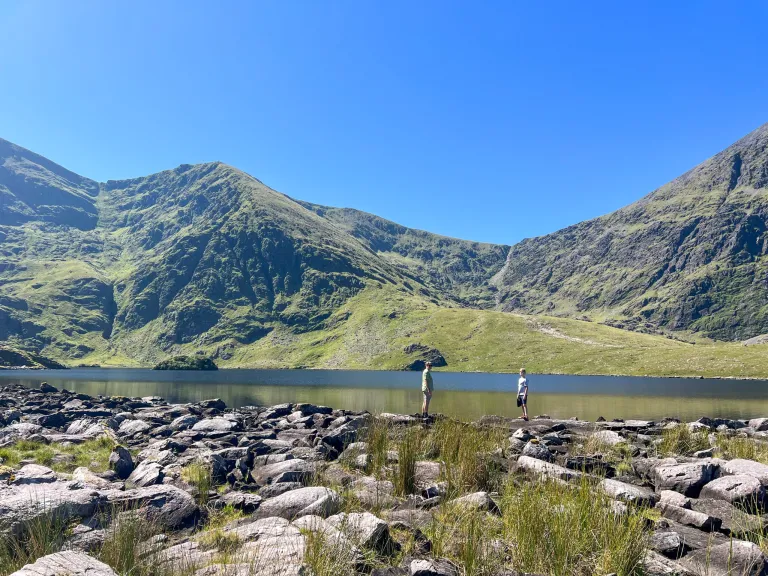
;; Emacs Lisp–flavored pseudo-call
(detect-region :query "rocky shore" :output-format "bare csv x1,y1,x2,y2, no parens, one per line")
3,384,768,575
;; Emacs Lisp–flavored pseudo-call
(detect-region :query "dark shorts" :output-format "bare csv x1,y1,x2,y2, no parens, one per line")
517,396,527,407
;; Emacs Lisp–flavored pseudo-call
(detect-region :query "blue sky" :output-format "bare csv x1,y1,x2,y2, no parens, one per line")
1,1,766,245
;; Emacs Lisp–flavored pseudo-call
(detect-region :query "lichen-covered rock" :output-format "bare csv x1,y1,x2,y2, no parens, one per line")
256,487,341,520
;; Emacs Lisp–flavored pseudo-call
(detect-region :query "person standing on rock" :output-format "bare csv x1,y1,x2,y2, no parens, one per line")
421,361,434,418
517,368,529,421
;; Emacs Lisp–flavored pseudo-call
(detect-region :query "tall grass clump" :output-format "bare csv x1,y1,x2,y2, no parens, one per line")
715,434,768,464
501,477,649,575
182,460,213,506
301,528,359,576
394,426,420,496
658,424,710,457
423,419,506,494
361,416,391,476
425,504,504,576
0,512,68,576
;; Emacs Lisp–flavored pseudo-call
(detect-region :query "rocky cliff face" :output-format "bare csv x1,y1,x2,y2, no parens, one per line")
493,122,768,340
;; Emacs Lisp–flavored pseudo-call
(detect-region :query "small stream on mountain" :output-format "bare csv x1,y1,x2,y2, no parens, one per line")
1,368,767,421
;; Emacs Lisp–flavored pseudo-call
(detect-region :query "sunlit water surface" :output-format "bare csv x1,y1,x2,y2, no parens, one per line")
1,368,767,421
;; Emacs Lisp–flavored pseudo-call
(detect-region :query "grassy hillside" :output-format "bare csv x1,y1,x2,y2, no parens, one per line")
494,122,768,341
125,284,768,378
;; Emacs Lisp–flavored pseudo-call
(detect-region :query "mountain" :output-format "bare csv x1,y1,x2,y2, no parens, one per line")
493,123,768,340
0,138,506,366
0,123,767,375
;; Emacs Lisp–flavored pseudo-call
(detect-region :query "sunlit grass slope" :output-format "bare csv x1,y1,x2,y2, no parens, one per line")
210,285,768,377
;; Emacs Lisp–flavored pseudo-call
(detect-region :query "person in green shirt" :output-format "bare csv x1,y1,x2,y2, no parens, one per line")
421,361,434,418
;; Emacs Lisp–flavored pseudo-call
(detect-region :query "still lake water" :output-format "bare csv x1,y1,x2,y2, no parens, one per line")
1,368,768,422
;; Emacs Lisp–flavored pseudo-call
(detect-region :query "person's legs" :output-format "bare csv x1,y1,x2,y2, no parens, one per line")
421,393,427,416
522,398,528,420
424,392,432,417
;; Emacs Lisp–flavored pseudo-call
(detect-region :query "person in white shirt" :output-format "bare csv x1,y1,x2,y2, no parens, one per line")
517,368,529,421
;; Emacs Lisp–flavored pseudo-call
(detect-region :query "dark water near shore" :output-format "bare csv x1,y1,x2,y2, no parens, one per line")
1,368,768,422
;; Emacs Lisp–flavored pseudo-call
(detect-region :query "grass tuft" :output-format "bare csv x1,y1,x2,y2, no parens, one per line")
658,424,710,457
182,460,213,506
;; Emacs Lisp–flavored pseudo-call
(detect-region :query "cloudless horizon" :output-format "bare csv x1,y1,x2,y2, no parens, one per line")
2,1,767,245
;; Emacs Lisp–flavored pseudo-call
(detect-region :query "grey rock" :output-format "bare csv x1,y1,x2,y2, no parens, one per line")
693,448,714,458
450,491,500,514
652,461,718,496
326,511,392,551
351,476,397,509
690,498,768,537
659,503,721,531
191,417,240,433
414,461,444,489
723,459,768,485
659,490,692,509
169,414,200,431
256,486,341,519
410,558,460,576
220,492,262,513
105,484,199,529
600,478,659,506
251,458,314,485
641,550,694,576
71,467,112,489
258,482,304,499
386,509,433,530
39,383,58,393
516,455,582,481
680,540,768,575
117,419,151,437
108,446,134,480
650,531,688,559
522,441,553,462
125,461,163,488
9,551,117,576
591,429,625,446
655,519,728,550
749,418,768,431
12,464,56,485
700,474,765,508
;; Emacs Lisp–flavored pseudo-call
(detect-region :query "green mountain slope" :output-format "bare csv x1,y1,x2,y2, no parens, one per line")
493,122,768,340
1,124,768,376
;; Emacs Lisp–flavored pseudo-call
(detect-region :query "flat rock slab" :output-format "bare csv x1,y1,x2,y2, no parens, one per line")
659,503,721,531
700,474,765,508
256,487,341,520
680,540,768,576
251,458,314,485
125,460,163,488
191,417,240,433
723,459,768,485
12,464,57,485
652,462,718,496
690,498,768,537
9,551,117,576
516,455,582,481
641,550,693,576
659,490,692,509
105,484,199,530
600,479,658,506
650,530,689,559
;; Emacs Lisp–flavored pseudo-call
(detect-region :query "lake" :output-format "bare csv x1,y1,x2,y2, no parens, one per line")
1,368,767,422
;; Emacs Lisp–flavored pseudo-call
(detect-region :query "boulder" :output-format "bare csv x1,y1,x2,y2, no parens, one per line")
108,446,134,480
117,419,151,437
600,479,659,506
12,464,57,485
700,474,765,509
191,417,240,433
125,461,163,488
658,490,692,509
723,459,768,485
9,551,117,576
658,503,721,531
223,517,307,576
649,530,688,559
690,498,768,536
105,485,199,530
256,487,341,520
0,482,102,536
258,482,304,499
748,418,768,431
522,441,553,462
39,383,58,393
414,461,444,490
450,491,500,514
651,461,718,496
72,467,112,489
220,492,263,513
641,550,693,576
251,458,314,485
326,512,393,552
169,414,200,431
516,455,582,481
591,429,625,446
654,519,728,551
351,476,397,509
410,558,459,576
680,540,768,576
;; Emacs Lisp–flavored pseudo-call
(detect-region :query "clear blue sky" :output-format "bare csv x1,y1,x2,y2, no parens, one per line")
1,1,766,245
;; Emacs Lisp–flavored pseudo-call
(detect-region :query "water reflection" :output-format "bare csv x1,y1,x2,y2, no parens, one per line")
1,368,768,421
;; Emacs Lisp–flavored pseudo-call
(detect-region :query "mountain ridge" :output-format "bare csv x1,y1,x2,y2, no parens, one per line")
0,123,767,373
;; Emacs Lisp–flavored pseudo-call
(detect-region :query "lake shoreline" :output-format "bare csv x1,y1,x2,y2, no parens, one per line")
3,383,768,574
